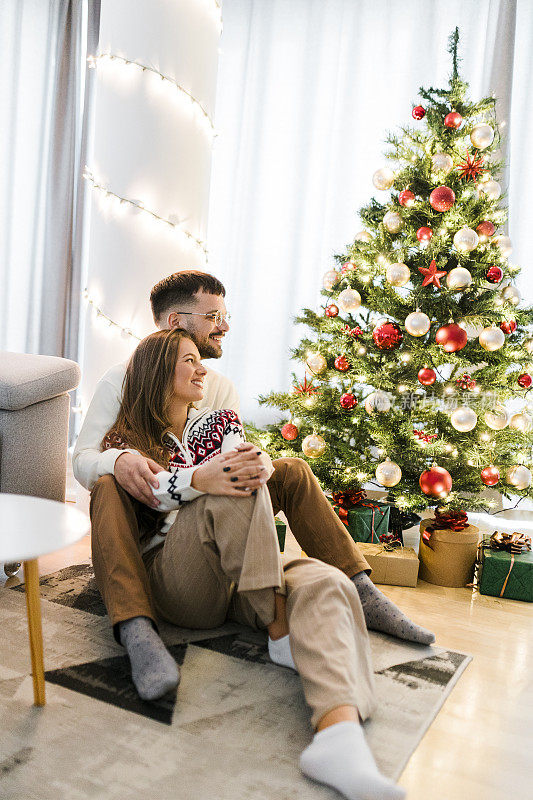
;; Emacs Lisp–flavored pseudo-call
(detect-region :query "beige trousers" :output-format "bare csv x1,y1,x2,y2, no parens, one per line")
146,485,376,728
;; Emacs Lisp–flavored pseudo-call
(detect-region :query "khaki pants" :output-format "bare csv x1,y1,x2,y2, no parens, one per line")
146,485,376,728
90,457,370,640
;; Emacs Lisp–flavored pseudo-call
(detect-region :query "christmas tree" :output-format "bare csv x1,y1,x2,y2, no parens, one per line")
255,29,533,514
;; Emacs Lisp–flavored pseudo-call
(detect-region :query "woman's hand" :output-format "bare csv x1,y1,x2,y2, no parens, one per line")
191,444,270,495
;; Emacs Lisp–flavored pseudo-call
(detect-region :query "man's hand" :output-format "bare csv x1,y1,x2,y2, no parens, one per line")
191,445,269,495
114,452,163,507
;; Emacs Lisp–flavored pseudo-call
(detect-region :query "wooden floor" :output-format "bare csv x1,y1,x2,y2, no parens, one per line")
2,481,532,800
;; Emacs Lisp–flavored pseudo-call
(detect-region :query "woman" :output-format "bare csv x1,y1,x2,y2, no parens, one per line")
99,329,405,800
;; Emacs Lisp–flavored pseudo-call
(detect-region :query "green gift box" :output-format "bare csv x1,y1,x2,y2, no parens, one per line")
478,537,533,602
331,500,390,544
275,518,286,552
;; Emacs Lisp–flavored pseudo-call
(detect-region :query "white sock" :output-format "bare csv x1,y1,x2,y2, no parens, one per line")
268,633,297,670
300,721,405,800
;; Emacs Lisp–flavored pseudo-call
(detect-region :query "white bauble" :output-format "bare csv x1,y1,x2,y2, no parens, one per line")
301,434,326,458
364,390,391,414
478,179,501,200
501,285,521,306
431,152,453,173
509,413,533,433
506,465,532,490
405,310,430,337
479,326,505,351
450,406,478,432
354,230,372,242
383,211,403,234
306,352,327,374
323,269,340,290
470,123,494,150
386,262,410,287
375,458,402,487
453,227,479,252
484,404,509,430
338,288,362,313
373,167,395,190
446,267,472,290
494,235,512,257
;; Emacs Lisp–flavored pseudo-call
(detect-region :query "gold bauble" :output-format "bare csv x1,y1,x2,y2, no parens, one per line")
372,167,395,190
509,413,533,433
354,230,372,242
383,211,403,234
322,269,340,290
484,404,509,430
375,458,402,487
478,179,501,200
453,227,479,252
405,310,430,337
446,267,472,290
479,326,505,351
338,288,362,313
364,390,391,414
431,152,453,173
450,406,478,432
506,465,532,490
306,352,327,374
301,433,327,458
501,285,521,306
386,262,410,287
470,123,495,150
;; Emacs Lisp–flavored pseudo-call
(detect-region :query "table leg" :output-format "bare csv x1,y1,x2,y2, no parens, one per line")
23,559,46,706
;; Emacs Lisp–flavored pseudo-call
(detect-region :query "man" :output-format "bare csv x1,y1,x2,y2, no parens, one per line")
74,270,434,700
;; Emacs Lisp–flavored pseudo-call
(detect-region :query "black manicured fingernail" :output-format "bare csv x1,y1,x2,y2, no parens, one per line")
256,451,261,455
230,477,239,482
251,490,257,496
223,466,231,472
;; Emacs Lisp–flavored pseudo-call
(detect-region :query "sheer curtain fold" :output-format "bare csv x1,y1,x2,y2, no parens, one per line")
0,0,99,358
208,0,530,425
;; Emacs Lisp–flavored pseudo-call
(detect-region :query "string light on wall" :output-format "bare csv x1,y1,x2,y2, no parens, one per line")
83,169,209,257
87,53,216,138
82,289,143,342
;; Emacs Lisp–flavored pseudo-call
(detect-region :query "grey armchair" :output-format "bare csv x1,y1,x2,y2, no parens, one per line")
0,351,81,575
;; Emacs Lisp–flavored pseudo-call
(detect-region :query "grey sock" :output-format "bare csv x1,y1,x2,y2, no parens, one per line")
352,572,435,645
119,616,180,700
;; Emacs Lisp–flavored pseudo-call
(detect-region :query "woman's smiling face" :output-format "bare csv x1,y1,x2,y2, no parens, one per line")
172,337,208,403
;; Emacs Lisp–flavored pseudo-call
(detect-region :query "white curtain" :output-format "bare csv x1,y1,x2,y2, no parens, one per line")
0,0,99,359
208,0,530,425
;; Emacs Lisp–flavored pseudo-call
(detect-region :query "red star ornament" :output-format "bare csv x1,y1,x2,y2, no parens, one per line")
456,150,486,182
418,259,447,288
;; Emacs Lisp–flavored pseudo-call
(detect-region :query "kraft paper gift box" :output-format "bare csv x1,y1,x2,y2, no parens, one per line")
275,518,286,552
331,501,390,544
478,538,533,602
419,519,480,587
358,543,419,587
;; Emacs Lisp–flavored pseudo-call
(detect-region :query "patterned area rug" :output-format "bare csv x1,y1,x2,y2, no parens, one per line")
1,564,471,799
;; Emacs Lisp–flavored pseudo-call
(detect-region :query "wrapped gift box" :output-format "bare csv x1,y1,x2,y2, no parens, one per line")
275,518,286,552
478,537,533,602
331,501,390,544
358,543,419,587
419,519,480,588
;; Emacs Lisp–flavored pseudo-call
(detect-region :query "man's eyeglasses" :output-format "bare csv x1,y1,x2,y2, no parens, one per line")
176,311,231,327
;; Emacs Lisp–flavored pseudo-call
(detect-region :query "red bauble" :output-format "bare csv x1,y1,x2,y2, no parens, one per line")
418,367,436,386
341,261,356,273
372,321,403,350
444,111,463,129
419,465,453,498
412,105,426,120
435,323,468,353
477,221,496,238
481,465,500,487
334,355,350,372
500,320,517,334
325,304,339,317
416,226,433,242
486,265,503,284
429,186,456,212
399,189,415,207
518,373,532,389
281,423,298,441
340,393,357,410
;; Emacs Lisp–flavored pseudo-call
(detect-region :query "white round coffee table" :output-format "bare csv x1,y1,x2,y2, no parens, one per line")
0,494,90,706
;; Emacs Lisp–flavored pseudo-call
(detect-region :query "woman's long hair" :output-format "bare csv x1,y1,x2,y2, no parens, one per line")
102,328,194,467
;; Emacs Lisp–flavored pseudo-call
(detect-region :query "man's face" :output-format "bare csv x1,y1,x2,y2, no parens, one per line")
166,291,229,359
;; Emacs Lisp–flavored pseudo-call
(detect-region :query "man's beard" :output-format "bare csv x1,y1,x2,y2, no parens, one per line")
195,335,223,359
